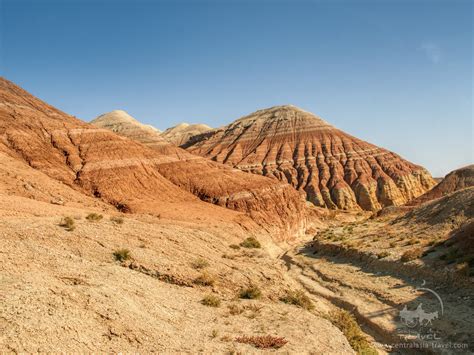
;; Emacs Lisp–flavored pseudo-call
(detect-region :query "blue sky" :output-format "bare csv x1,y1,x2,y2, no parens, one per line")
1,0,472,176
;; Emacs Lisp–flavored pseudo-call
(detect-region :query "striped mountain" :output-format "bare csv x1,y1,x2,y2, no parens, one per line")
184,105,436,210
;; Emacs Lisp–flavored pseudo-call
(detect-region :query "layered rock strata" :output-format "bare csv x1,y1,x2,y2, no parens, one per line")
184,105,435,210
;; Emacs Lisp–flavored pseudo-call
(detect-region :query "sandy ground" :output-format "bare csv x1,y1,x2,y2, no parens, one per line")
0,194,353,353
289,207,474,354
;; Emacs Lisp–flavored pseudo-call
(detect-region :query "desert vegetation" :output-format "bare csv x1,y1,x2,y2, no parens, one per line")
193,272,215,286
239,237,261,248
280,290,314,310
239,285,261,299
190,258,209,270
329,310,376,354
113,248,131,262
110,216,124,224
59,216,75,231
235,335,288,349
86,213,103,221
200,294,221,307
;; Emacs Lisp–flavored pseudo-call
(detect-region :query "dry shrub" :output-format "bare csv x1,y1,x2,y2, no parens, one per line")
110,216,124,224
201,294,220,307
228,303,264,316
401,248,423,262
239,285,261,299
193,272,215,286
280,290,314,310
329,310,377,354
222,253,236,260
235,335,288,349
228,304,244,315
191,258,209,270
229,244,240,250
86,213,103,222
113,248,131,262
240,237,261,248
59,216,75,231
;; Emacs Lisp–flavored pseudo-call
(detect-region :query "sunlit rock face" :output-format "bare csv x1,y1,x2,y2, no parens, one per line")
185,105,436,211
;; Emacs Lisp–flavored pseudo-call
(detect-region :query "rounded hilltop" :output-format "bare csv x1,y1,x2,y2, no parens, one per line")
161,122,212,146
234,104,331,127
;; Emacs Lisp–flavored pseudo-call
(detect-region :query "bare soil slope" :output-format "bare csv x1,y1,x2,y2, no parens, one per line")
407,164,474,206
0,193,354,353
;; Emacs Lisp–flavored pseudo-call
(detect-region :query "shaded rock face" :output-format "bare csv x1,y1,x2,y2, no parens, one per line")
185,105,436,211
161,122,212,146
91,110,307,237
406,164,474,206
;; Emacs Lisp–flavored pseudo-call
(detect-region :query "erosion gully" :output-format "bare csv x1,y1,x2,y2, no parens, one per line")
278,239,473,354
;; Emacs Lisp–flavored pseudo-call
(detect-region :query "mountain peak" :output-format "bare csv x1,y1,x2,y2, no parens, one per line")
91,110,161,133
185,106,436,211
161,122,212,146
234,104,331,127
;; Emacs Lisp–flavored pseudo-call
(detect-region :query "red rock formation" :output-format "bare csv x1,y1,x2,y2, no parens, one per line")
0,78,306,237
406,164,474,206
0,78,195,214
184,105,436,210
91,110,307,236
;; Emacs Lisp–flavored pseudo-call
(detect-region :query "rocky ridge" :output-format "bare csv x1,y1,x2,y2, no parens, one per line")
184,105,436,211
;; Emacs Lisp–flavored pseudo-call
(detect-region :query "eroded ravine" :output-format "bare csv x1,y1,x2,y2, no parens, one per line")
279,241,474,354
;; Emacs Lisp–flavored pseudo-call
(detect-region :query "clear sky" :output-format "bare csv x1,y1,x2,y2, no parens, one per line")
1,0,472,176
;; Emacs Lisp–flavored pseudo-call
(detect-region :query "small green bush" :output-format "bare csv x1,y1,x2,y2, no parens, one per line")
113,248,131,262
240,237,261,249
280,290,314,310
201,294,221,307
330,310,377,354
240,285,261,299
59,216,75,231
86,213,103,222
